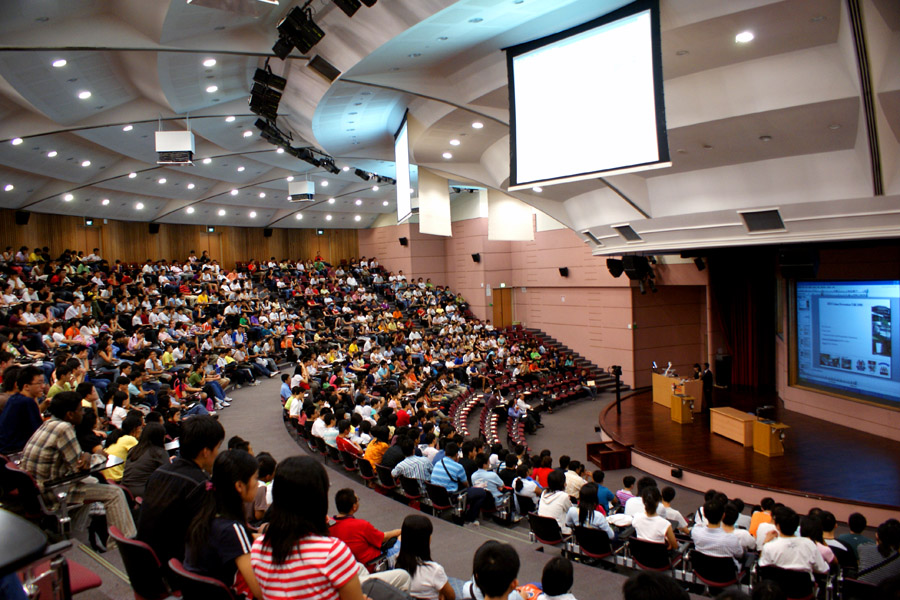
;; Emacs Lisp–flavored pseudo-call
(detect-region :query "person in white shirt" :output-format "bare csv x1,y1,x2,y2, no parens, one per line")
632,487,678,550
758,506,829,574
660,487,689,534
723,503,757,551
537,471,573,534
64,298,87,321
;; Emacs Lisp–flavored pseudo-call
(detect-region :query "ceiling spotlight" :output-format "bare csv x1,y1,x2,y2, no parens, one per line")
342,166,350,171
735,31,754,43
206,85,218,93
328,198,335,204
828,124,842,130
532,186,543,192
122,124,133,132
325,214,332,221
321,180,328,187
101,198,110,205
186,206,195,214
81,160,91,167
354,168,372,181
249,211,257,218
272,5,325,60
442,152,453,159
472,121,483,129
355,199,362,205
372,185,379,191
237,166,245,172
63,193,74,201
759,135,772,142
225,116,235,122
11,138,23,145
295,213,303,220
230,189,239,196
158,177,167,184
203,58,217,67
218,209,226,216
202,158,212,164
47,150,57,158
128,172,137,178
52,59,67,68
4,184,13,192
242,130,252,137
77,90,92,99
383,200,389,206
136,202,144,210
259,192,266,198
276,148,284,153
187,183,195,189
286,176,294,182
354,215,361,221
449,139,460,146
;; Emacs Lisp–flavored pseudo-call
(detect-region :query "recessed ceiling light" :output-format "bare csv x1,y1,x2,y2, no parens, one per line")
128,172,137,178
242,130,252,137
259,192,266,198
354,215,361,221
52,59,67,68
383,200,389,206
218,209,226,216
230,189,239,196
442,152,453,159
703,144,714,150
101,198,110,205
225,116,235,122
202,158,212,164
438,36,449,41
11,138,23,145
237,166,245,172
342,166,350,171
276,148,284,154
532,186,543,192
187,183,195,189
63,193,74,201
328,198,335,204
4,184,13,192
122,124,133,132
469,17,483,23
675,49,689,56
203,58,217,67
325,215,332,221
47,150,57,158
77,90,91,99
295,213,303,220
136,202,144,210
158,177,167,184
355,199,362,205
810,15,826,22
286,176,294,182
759,135,772,142
408,53,421,58
828,124,842,130
81,160,91,167
206,85,218,93
249,211,257,218
735,31,754,43
186,206,195,214
321,180,328,187
449,139,460,146
472,121,483,129
372,185,379,191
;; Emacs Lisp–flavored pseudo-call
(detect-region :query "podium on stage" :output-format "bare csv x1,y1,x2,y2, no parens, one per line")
753,420,790,457
670,394,694,424
652,373,679,407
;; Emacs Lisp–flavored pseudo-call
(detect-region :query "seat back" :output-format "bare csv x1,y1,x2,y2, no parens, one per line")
375,464,397,490
4,462,47,518
425,482,454,510
831,545,858,575
628,537,674,571
357,457,377,481
313,436,328,455
340,450,359,472
108,526,171,600
690,549,739,587
167,558,236,600
514,494,536,516
398,475,424,499
840,578,878,600
528,513,565,545
326,444,342,464
757,566,815,600
573,525,613,558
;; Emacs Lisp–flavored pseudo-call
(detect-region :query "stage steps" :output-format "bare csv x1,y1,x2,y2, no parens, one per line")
523,328,628,393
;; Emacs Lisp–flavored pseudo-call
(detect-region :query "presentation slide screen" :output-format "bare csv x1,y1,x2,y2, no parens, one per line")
394,116,412,223
794,280,900,407
505,0,669,191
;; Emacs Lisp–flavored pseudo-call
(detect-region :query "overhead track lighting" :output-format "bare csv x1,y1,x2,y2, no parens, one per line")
273,4,325,59
333,0,362,17
354,168,372,181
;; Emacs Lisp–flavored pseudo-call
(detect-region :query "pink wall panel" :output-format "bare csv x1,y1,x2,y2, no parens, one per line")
632,286,705,388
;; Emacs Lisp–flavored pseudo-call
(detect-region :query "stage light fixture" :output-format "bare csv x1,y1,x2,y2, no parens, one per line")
249,84,282,121
274,6,325,58
354,168,372,181
606,258,624,278
694,257,706,271
333,0,361,17
360,0,377,6
320,156,341,174
253,67,287,91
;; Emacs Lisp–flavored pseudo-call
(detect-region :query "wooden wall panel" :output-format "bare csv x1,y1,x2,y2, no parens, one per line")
0,209,359,268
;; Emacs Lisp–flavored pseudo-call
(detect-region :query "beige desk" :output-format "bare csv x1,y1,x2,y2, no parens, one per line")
652,373,680,408
710,407,755,447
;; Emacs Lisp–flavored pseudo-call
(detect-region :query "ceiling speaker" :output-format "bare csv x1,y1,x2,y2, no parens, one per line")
471,253,481,263
398,237,408,247
149,223,160,235
264,228,273,238
14,210,30,225
558,267,569,277
606,258,624,278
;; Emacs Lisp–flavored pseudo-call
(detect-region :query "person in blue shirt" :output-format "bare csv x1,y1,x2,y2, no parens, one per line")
429,442,487,523
471,453,508,507
592,470,618,513
279,373,291,405
0,367,46,454
565,483,617,541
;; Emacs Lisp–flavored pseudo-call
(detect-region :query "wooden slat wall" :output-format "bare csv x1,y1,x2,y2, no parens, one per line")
0,210,359,267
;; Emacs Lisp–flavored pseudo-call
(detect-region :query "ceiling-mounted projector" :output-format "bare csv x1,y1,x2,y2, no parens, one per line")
155,131,195,165
288,180,315,202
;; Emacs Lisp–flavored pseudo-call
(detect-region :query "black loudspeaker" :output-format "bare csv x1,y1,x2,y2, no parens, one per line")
398,237,408,247
14,210,30,225
606,258,624,278
558,267,569,277
671,468,683,478
779,248,818,279
694,257,706,271
623,256,650,280
471,253,481,263
149,223,160,234
264,228,273,238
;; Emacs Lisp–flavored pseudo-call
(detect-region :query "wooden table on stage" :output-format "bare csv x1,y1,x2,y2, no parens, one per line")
754,420,790,457
710,407,755,447
652,373,680,407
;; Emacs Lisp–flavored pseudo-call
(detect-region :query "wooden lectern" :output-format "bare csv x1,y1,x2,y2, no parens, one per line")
753,420,790,457
652,373,680,407
670,394,694,424
680,380,704,413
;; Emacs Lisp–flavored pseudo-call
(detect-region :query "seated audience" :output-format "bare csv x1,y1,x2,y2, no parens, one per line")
632,487,677,551
538,470,573,534
758,506,828,574
329,488,401,569
858,519,900,584
121,422,169,498
396,514,455,600
565,483,615,540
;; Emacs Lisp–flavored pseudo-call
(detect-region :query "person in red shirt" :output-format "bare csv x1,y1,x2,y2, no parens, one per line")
335,420,362,456
532,455,554,488
329,489,400,570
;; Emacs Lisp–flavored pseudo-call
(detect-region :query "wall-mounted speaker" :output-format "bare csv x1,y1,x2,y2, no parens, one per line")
623,255,651,280
471,253,481,263
263,228,273,238
558,267,569,277
398,237,408,247
606,258,624,278
149,223,160,235
14,210,30,225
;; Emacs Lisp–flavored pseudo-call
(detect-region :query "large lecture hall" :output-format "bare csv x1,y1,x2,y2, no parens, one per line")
0,0,899,599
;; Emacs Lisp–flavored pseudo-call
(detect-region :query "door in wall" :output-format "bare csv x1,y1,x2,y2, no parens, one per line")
492,287,513,329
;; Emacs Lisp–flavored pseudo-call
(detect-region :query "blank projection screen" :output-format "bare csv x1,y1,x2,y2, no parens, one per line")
394,115,412,223
506,0,669,190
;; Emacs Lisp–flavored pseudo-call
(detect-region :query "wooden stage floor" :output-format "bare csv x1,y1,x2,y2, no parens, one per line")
600,390,900,510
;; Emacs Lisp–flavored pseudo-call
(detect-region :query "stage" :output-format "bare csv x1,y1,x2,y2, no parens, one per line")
598,389,900,522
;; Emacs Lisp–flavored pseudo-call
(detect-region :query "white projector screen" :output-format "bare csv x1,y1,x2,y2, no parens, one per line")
394,115,412,223
506,0,669,190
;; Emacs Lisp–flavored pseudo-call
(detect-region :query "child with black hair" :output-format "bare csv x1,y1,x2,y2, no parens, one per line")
464,540,521,600
251,452,277,522
537,557,576,600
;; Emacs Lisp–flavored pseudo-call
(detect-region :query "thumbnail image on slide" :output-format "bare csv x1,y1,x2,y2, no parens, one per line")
818,298,891,379
873,305,891,357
